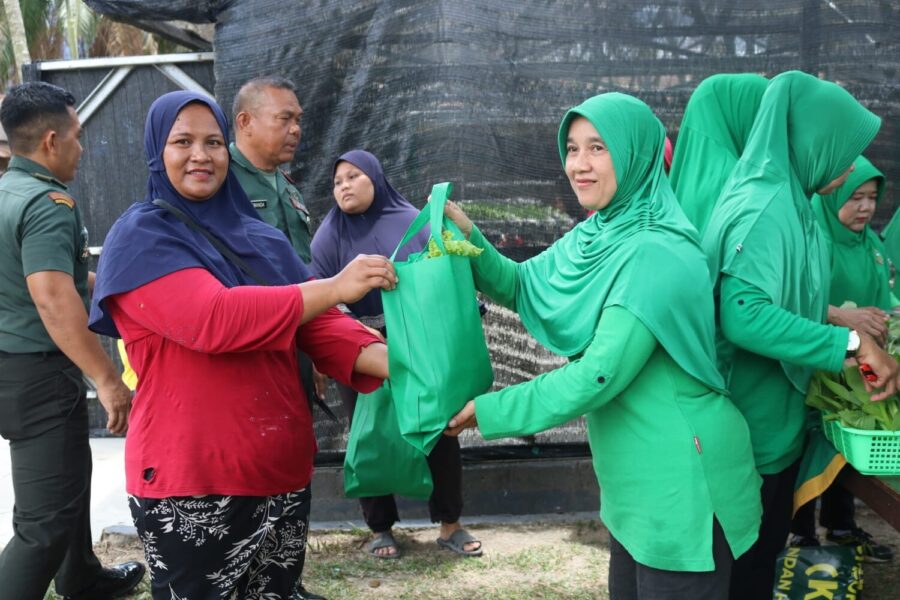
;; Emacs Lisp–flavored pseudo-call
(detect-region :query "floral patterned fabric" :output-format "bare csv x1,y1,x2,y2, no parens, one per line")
130,488,310,599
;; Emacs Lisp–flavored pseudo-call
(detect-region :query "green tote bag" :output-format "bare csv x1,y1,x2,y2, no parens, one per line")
343,381,433,499
382,182,494,454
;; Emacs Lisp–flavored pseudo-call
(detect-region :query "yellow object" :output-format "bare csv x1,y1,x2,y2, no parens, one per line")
117,339,138,391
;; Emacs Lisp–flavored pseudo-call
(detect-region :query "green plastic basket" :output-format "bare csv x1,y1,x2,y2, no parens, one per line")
821,415,900,476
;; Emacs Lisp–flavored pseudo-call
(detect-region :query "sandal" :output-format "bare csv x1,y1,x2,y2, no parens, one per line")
436,528,483,557
368,531,401,559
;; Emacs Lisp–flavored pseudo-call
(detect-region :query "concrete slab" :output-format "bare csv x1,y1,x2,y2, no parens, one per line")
2,437,599,547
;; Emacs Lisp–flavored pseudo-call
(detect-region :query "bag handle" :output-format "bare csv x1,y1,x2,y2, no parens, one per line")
390,182,455,261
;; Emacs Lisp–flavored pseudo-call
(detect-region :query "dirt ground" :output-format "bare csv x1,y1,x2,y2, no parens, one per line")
52,506,900,599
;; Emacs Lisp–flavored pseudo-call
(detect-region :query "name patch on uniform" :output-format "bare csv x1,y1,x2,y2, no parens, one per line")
251,199,268,209
48,192,75,209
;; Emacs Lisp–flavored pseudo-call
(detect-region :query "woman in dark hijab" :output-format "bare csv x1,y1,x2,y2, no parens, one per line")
311,150,482,559
90,92,396,599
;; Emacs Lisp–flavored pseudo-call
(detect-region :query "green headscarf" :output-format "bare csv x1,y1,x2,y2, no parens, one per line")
702,71,881,393
881,207,900,287
812,156,889,309
513,92,725,392
669,73,768,236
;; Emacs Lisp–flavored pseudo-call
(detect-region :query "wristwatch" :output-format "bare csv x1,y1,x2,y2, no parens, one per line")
846,330,861,359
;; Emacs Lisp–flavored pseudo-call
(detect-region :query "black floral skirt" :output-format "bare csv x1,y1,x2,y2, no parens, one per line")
130,487,310,599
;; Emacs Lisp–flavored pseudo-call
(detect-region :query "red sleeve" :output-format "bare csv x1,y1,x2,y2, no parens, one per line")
110,268,302,354
298,307,383,393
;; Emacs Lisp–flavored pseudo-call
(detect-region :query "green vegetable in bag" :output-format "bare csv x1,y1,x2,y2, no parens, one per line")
427,230,484,258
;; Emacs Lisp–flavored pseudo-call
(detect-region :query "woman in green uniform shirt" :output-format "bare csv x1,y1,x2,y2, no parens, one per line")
445,92,762,599
789,156,895,562
881,203,900,285
668,73,768,236
700,71,898,599
813,156,895,313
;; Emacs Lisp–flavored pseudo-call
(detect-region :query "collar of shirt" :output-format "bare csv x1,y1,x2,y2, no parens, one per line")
8,155,67,189
229,142,280,179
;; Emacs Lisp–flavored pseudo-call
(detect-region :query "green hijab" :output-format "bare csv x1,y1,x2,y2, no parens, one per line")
514,92,725,392
881,207,900,287
812,156,889,309
702,71,881,392
669,73,768,236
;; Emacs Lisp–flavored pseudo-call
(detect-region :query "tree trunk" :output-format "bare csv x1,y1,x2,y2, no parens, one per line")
2,0,31,83
67,0,81,59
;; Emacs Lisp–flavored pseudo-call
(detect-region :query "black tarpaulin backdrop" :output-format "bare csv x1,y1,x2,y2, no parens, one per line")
85,0,900,449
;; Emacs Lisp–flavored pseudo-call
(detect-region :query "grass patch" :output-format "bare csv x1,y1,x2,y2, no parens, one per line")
46,513,899,599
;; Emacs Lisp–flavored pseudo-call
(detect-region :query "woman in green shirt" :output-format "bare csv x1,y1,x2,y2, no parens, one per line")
790,156,895,562
669,73,768,237
701,71,897,599
881,205,900,286
444,92,762,599
813,156,894,313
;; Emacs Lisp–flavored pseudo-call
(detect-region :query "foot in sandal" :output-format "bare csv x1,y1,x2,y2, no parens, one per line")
437,521,483,557
368,530,401,559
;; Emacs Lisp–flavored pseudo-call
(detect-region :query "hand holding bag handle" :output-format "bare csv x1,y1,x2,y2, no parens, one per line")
389,182,464,261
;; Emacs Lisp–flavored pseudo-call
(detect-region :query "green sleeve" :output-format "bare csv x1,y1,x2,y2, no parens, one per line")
475,306,657,439
720,274,847,373
20,194,78,276
468,225,518,310
890,292,900,308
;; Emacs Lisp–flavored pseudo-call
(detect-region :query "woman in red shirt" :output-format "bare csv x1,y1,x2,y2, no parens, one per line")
89,91,396,599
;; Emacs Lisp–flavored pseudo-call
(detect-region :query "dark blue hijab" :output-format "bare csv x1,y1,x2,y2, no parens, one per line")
310,150,428,317
89,91,312,338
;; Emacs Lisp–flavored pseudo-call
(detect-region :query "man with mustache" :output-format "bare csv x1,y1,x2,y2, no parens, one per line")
231,76,312,263
230,77,324,600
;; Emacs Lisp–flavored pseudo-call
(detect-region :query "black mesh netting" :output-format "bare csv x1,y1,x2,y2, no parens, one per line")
86,0,900,449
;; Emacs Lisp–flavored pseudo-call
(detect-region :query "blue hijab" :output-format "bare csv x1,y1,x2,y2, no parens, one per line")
310,150,428,317
89,91,312,338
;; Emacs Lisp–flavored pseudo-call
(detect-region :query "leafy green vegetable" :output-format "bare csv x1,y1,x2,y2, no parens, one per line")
805,314,900,431
427,230,484,259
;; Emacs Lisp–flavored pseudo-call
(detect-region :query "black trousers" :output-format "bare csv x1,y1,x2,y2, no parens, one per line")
609,519,732,600
791,472,856,538
339,383,464,532
729,459,801,600
0,352,103,600
131,487,311,600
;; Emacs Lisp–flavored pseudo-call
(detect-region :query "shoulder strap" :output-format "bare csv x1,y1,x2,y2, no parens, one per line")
152,198,269,286
153,198,343,421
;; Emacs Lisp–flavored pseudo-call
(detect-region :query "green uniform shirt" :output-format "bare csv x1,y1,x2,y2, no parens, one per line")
229,143,312,263
0,156,90,352
718,275,847,474
469,226,762,572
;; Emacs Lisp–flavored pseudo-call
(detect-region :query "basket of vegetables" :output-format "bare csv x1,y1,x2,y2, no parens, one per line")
805,319,900,475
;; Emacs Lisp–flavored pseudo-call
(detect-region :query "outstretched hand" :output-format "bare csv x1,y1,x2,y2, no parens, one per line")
445,400,477,436
443,200,474,239
334,254,398,305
